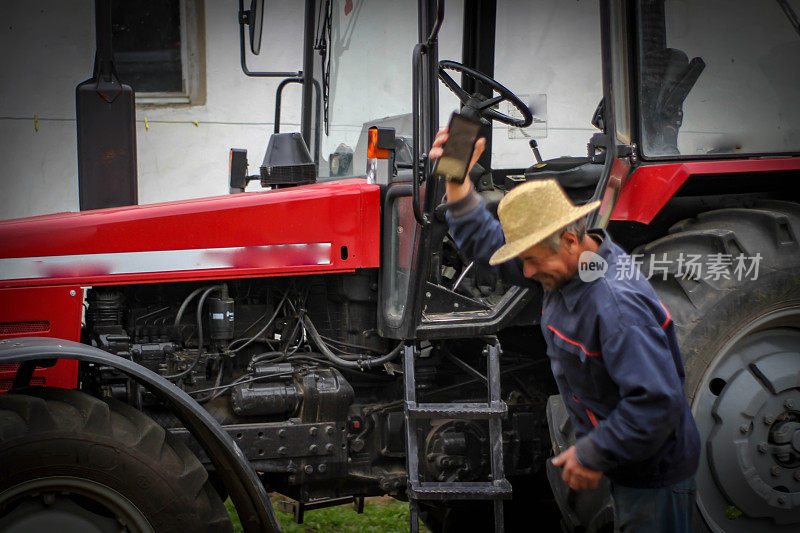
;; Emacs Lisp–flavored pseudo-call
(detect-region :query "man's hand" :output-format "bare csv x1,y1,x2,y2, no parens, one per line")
552,446,603,491
429,127,486,203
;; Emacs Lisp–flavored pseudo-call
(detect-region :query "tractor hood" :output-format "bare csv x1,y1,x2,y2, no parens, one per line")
0,179,380,288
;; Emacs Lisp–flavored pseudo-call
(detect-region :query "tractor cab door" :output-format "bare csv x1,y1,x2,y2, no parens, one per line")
377,0,443,340
586,0,636,230
379,0,637,342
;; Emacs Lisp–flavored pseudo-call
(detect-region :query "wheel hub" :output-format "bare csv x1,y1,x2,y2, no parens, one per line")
694,326,800,532
707,350,800,521
0,477,153,533
770,416,800,468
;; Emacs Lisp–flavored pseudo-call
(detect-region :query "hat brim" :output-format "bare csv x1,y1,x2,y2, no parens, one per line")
488,200,601,266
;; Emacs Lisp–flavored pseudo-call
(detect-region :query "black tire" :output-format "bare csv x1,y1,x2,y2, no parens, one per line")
0,387,232,533
637,200,800,533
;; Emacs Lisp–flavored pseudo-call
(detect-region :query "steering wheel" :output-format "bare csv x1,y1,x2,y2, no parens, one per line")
438,60,533,128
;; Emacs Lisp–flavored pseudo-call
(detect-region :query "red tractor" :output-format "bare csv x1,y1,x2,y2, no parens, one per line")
1,1,799,532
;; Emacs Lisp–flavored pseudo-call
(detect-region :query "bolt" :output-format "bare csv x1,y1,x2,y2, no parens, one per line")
425,292,431,298
69,290,76,296
454,302,459,308
758,442,768,454
325,425,334,435
325,443,335,454
43,493,55,506
784,399,795,410
764,415,775,425
288,475,296,483
777,496,786,505
318,464,327,473
309,444,319,454
309,426,318,436
278,429,287,438
740,424,750,434
278,446,287,456
771,466,781,477
794,471,800,481
304,465,314,474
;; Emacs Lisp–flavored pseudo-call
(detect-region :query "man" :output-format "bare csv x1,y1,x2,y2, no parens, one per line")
430,129,701,532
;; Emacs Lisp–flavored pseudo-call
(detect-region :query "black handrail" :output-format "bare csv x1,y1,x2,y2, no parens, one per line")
273,77,322,165
426,0,445,47
411,43,429,226
274,78,303,133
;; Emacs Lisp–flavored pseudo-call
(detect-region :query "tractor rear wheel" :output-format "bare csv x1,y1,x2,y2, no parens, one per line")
638,200,800,533
0,387,232,533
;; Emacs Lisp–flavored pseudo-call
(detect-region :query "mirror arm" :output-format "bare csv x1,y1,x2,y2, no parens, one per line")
237,0,302,78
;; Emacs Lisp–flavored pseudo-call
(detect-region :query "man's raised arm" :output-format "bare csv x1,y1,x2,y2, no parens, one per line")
431,128,528,286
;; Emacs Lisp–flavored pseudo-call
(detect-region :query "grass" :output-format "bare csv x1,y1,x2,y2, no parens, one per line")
226,496,429,533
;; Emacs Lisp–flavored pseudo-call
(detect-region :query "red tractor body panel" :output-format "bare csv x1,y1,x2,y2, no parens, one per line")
0,179,381,289
0,178,380,390
611,157,800,224
0,285,83,391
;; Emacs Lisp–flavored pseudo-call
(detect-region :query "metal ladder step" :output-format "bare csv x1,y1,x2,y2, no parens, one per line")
406,401,507,419
403,340,510,533
408,480,513,500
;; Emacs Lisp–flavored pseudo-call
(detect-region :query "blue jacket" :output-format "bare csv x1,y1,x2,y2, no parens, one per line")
446,191,700,488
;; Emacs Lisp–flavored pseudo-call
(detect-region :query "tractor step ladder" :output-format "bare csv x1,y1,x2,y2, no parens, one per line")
403,340,511,533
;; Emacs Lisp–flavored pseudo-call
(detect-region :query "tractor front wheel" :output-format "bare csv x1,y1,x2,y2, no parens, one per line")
0,387,232,533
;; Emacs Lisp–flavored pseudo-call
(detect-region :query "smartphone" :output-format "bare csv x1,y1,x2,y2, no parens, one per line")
432,112,482,184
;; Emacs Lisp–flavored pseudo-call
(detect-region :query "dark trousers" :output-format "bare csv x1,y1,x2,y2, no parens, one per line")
610,476,696,533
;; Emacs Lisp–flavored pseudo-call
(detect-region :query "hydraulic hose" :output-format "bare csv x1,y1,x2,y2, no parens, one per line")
302,315,402,370
173,285,217,327
165,285,220,380
232,291,290,353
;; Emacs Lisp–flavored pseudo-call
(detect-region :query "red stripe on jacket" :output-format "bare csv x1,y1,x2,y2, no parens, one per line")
548,325,602,357
658,301,672,329
571,394,599,428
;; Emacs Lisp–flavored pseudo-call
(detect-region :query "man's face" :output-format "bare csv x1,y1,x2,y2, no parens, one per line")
519,234,580,291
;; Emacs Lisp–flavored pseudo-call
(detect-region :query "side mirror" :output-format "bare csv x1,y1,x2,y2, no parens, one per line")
248,0,264,55
229,148,249,193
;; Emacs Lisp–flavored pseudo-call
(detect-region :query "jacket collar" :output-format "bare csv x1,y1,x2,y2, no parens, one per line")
558,228,613,312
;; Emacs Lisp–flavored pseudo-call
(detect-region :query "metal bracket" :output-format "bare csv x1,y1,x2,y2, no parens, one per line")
422,282,491,315
275,496,365,524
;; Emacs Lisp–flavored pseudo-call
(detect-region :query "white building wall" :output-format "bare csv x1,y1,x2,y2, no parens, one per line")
0,0,308,221
0,0,603,221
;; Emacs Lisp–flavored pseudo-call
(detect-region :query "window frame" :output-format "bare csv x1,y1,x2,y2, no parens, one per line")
633,0,800,162
132,0,206,106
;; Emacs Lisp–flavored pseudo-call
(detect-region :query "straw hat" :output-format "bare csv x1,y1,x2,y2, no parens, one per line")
488,179,601,265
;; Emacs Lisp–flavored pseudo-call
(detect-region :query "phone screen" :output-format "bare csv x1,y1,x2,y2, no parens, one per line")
433,113,481,183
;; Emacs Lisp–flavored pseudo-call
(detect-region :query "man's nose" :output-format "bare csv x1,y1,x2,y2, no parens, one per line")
523,262,537,278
